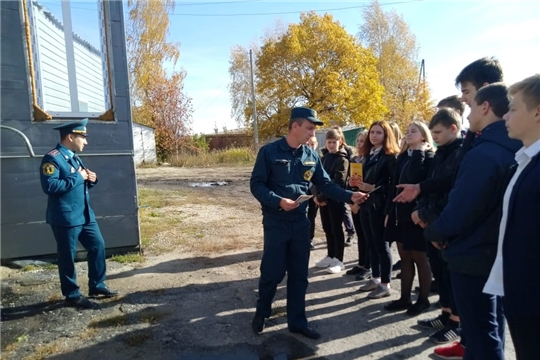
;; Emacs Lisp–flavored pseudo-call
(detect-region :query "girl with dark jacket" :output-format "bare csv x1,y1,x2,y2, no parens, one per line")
383,120,436,315
351,121,400,299
346,130,372,280
313,129,350,274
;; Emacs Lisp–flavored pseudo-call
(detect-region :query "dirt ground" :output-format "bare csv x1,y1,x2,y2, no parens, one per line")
1,166,516,360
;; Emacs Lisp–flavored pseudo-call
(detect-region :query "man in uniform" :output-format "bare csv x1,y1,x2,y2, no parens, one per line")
40,119,118,309
250,107,368,339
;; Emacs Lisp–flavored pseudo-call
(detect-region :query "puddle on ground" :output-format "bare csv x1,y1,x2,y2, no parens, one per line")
189,181,228,187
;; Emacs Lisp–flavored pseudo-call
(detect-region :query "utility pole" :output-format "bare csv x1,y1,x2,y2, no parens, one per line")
249,49,259,149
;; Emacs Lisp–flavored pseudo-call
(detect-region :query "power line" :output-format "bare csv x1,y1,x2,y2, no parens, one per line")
166,0,424,16
39,0,423,16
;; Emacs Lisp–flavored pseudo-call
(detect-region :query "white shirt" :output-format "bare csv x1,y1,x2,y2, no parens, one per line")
484,138,540,296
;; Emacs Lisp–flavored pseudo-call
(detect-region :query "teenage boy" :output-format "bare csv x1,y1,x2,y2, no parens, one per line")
394,57,504,203
484,74,540,360
413,108,464,345
424,83,521,360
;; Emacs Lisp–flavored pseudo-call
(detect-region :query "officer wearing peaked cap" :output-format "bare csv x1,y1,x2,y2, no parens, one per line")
40,119,118,309
249,107,369,339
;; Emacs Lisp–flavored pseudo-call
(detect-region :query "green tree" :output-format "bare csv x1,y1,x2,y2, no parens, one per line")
358,0,435,128
229,12,386,138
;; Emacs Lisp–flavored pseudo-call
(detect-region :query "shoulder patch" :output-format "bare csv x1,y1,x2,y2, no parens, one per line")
47,149,60,157
42,162,56,176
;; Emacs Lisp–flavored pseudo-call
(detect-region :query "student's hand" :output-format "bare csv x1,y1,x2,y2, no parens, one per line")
411,210,422,225
351,192,369,205
280,198,300,211
393,184,421,203
78,167,89,180
350,203,360,214
314,197,327,207
431,241,444,250
358,182,375,192
349,175,361,188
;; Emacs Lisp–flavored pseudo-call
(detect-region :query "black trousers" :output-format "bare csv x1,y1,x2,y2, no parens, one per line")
319,200,345,262
352,210,370,269
359,205,392,283
427,243,458,315
307,197,318,240
504,306,540,360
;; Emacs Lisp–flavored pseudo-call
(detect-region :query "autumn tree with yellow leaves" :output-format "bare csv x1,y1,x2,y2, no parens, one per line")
126,0,193,160
358,0,435,129
229,12,386,138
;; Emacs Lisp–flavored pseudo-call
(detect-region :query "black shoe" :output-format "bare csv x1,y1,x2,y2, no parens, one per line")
406,299,431,317
429,323,461,344
89,286,119,298
384,299,412,311
65,295,99,309
392,260,402,271
289,327,321,340
417,312,450,329
251,314,265,334
345,235,354,247
355,268,372,281
346,266,362,275
395,272,402,279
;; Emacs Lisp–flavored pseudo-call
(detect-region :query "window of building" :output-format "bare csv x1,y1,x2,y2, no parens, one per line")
23,0,115,121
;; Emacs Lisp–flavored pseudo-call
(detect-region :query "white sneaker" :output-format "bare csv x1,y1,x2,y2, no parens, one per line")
326,259,345,274
315,256,334,268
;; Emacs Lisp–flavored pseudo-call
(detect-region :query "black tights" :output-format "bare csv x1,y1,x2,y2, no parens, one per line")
397,242,432,302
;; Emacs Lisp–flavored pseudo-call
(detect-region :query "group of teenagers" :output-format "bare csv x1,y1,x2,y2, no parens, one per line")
300,58,539,360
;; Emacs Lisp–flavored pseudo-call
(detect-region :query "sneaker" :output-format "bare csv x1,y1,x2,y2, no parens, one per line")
406,299,430,316
315,256,334,268
345,235,354,247
355,268,372,281
326,259,345,274
346,266,362,275
384,298,412,311
367,285,391,299
433,341,464,359
429,324,461,344
418,312,450,330
358,279,379,292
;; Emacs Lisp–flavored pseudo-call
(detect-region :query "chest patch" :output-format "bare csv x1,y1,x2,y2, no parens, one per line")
42,163,55,176
303,169,313,181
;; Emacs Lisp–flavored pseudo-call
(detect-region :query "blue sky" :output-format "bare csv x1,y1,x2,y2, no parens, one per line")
41,0,540,134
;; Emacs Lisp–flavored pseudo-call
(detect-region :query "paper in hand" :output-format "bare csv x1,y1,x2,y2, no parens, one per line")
295,195,313,204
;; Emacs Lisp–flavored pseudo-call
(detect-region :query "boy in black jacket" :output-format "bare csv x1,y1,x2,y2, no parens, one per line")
413,108,464,344
425,84,522,360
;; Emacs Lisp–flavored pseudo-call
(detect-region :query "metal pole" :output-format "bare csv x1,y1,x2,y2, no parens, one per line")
249,49,259,149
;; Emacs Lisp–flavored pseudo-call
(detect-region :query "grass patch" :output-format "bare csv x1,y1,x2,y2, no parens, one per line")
168,147,256,167
110,253,144,264
47,293,63,302
43,263,58,270
24,341,66,360
22,265,39,272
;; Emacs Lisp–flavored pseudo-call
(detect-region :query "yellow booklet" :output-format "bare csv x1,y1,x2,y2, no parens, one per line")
350,163,362,179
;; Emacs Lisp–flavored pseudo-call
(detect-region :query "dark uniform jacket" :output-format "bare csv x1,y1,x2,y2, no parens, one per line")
415,138,463,225
250,137,352,220
40,144,97,227
424,121,522,277
385,148,435,223
361,149,396,212
502,153,540,315
312,147,349,203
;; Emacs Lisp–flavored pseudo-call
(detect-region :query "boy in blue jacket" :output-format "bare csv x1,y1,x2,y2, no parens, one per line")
424,83,522,360
484,74,540,360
